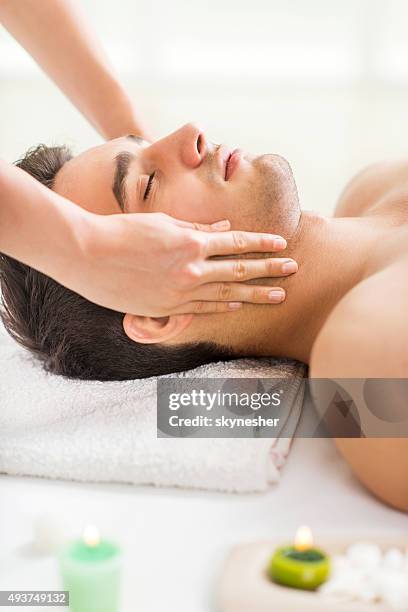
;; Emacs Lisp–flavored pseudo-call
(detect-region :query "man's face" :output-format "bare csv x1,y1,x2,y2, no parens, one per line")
54,123,299,236
54,123,300,353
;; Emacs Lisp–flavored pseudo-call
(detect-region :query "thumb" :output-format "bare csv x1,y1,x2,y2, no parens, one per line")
172,218,231,233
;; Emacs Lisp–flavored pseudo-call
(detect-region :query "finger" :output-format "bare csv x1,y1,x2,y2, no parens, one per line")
178,283,286,308
205,231,287,256
200,257,298,283
172,218,231,232
170,283,286,314
170,301,244,315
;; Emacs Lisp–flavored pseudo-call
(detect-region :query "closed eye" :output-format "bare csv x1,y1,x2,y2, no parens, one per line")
143,172,156,200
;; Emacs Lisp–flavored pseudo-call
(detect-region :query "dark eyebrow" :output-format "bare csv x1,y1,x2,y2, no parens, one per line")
112,152,134,212
126,134,144,145
112,135,146,212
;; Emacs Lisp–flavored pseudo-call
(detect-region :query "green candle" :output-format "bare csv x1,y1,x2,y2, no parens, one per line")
59,526,122,612
268,526,330,590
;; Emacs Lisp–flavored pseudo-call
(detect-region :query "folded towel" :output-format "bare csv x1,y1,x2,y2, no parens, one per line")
0,326,306,492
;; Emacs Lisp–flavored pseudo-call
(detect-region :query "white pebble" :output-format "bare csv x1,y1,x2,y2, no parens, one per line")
374,570,408,610
383,548,405,570
358,586,379,603
382,588,408,611
377,569,408,591
319,579,354,602
331,554,350,574
346,542,382,569
319,579,354,600
320,569,366,598
320,543,408,609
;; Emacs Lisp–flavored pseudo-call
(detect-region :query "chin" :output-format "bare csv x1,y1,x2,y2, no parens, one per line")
256,152,293,175
255,155,300,237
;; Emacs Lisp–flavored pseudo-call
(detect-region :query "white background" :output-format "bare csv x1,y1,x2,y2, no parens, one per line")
2,0,408,213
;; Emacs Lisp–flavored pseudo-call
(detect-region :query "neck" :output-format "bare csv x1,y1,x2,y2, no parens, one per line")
245,211,381,363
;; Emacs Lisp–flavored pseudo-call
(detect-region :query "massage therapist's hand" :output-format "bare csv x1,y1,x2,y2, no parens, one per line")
75,211,297,317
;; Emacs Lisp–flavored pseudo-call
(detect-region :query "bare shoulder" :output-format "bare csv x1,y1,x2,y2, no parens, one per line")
310,260,408,378
335,159,408,218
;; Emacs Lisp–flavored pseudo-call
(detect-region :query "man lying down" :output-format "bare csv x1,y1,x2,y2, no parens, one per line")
1,123,407,511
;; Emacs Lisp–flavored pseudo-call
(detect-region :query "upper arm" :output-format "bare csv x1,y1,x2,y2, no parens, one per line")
310,284,408,512
310,263,408,378
310,299,380,379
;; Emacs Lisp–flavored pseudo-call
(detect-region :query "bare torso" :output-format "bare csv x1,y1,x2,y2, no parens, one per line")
310,160,408,512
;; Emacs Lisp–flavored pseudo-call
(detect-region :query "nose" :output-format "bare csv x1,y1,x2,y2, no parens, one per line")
148,123,207,171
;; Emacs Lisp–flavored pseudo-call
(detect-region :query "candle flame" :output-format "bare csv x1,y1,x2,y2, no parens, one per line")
83,525,100,548
294,525,313,551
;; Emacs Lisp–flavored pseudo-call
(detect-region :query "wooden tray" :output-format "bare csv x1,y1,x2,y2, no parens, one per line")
217,537,407,612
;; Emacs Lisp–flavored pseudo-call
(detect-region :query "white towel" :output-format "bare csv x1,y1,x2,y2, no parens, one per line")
0,326,306,493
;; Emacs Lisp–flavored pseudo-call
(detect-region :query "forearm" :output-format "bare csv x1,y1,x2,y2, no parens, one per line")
0,0,151,140
0,160,88,278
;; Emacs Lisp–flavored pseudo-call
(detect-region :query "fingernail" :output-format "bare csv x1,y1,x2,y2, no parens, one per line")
228,302,242,310
281,260,298,274
273,238,287,250
212,220,230,230
268,290,285,303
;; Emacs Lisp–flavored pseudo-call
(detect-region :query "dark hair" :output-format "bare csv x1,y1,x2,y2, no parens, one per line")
0,144,235,380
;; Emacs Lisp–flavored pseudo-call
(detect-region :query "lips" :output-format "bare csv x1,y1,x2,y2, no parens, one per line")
225,148,242,181
215,144,242,181
224,153,231,180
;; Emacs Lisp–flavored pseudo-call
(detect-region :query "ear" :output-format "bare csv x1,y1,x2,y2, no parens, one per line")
122,313,193,344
